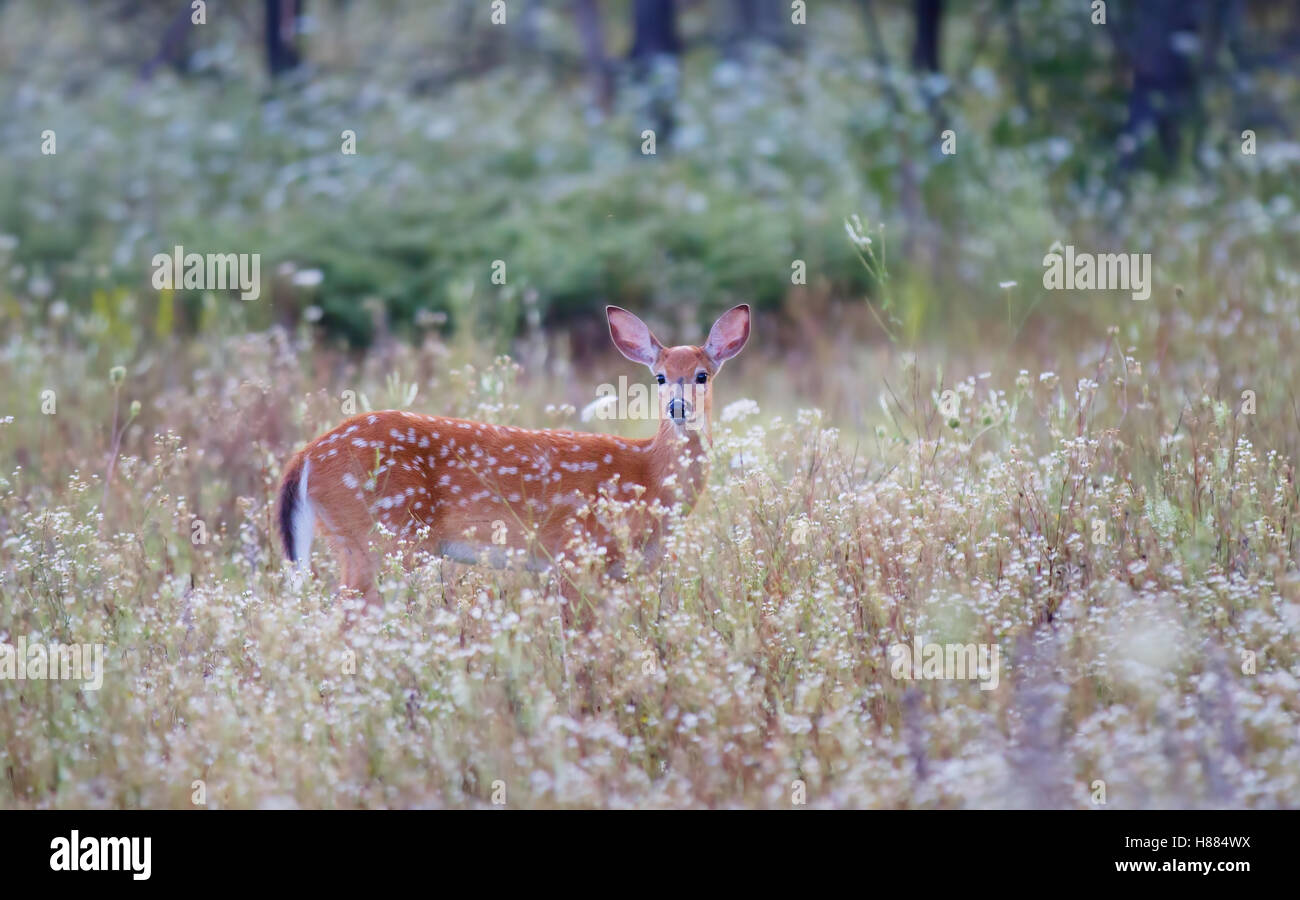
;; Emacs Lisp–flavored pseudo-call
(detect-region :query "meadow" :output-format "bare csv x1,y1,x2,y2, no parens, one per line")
2,0,1298,809
2,278,1298,808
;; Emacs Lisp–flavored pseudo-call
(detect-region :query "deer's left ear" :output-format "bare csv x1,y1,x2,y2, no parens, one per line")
703,304,751,366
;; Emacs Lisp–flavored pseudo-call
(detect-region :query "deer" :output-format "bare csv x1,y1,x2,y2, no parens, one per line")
276,304,751,612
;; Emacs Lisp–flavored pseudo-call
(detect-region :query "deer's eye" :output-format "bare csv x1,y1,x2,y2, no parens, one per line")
655,374,666,385
695,372,708,384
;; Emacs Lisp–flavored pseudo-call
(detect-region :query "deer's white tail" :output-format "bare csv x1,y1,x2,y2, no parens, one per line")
278,454,315,576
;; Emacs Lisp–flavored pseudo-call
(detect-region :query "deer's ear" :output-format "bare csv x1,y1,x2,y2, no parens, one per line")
607,306,663,368
703,304,750,366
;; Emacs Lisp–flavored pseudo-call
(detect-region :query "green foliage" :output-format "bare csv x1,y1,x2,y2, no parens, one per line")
3,1,1297,346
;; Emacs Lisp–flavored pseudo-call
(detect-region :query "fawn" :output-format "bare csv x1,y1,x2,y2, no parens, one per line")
277,304,750,607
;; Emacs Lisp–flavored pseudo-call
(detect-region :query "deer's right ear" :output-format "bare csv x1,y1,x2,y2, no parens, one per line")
607,306,663,368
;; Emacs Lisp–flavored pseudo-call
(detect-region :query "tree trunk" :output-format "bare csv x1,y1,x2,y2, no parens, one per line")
629,0,681,60
629,0,681,146
266,0,304,78
912,0,943,72
1112,0,1204,170
575,0,614,113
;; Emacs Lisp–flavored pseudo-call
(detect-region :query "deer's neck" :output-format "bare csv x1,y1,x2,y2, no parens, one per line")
646,418,710,512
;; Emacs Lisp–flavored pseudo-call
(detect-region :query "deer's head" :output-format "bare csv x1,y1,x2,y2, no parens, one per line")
606,304,751,439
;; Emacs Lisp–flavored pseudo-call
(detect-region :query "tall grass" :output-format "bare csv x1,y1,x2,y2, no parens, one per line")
1,284,1297,808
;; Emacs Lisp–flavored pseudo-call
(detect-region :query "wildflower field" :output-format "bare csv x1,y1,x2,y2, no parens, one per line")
3,280,1298,808
2,0,1299,811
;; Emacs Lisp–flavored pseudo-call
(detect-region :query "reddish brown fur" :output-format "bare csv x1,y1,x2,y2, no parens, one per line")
277,306,750,609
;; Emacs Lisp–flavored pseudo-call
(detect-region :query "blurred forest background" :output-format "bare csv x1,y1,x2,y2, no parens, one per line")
1,0,1298,347
5,2,1300,811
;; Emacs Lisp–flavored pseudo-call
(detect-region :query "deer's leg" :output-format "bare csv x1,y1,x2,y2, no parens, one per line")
332,536,379,615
